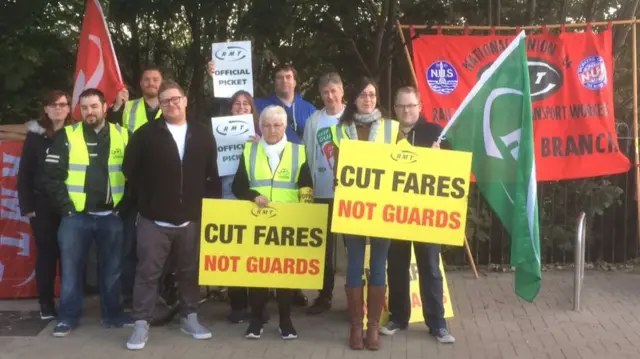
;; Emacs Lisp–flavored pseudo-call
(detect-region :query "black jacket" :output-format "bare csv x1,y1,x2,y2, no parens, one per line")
232,147,313,201
17,121,55,214
122,117,221,225
404,118,451,150
43,122,129,216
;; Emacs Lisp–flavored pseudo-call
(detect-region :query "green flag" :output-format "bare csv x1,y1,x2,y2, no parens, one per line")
440,31,541,301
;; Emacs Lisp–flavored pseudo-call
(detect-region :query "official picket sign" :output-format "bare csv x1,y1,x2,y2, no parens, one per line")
199,199,328,289
211,40,253,98
211,114,256,176
332,140,472,246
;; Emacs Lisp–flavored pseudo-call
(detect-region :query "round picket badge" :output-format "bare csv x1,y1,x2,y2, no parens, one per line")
577,56,607,90
426,60,458,95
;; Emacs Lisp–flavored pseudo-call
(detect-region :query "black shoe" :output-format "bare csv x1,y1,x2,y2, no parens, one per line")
245,320,263,339
291,290,308,307
279,319,298,340
306,295,332,315
227,309,247,324
122,297,133,312
40,302,56,320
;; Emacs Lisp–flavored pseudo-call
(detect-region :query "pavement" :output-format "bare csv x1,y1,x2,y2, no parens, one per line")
1,270,640,359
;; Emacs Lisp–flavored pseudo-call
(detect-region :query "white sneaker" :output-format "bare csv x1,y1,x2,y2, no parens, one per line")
126,320,149,350
181,313,212,340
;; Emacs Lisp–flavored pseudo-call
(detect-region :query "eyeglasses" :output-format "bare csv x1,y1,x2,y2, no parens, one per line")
159,96,182,107
47,102,69,108
395,104,419,110
359,92,376,99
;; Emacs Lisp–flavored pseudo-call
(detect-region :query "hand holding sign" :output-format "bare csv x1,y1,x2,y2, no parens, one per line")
254,195,269,208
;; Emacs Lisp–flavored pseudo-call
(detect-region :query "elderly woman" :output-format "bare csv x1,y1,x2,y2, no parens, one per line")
18,90,73,320
331,77,401,351
232,105,313,340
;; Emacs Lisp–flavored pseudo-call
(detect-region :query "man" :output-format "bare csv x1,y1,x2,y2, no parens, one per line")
124,80,221,350
302,72,345,315
108,66,168,311
254,64,316,145
109,66,163,130
44,88,130,337
379,86,455,344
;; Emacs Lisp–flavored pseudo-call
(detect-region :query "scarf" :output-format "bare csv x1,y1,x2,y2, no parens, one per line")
346,109,382,141
260,134,288,173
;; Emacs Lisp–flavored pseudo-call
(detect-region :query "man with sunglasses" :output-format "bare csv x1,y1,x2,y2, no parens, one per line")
123,81,221,350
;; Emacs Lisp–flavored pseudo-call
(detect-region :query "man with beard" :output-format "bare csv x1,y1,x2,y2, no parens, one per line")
44,88,131,337
108,67,171,312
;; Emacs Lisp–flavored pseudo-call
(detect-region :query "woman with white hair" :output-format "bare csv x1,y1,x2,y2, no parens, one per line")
232,105,314,340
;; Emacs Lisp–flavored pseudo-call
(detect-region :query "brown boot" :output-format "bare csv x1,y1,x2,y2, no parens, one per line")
344,286,364,350
366,286,385,350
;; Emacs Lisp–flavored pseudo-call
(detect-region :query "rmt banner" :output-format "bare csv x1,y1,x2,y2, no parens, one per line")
412,29,630,181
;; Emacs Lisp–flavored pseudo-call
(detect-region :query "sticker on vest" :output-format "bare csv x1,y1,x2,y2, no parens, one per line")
276,168,290,179
110,148,124,160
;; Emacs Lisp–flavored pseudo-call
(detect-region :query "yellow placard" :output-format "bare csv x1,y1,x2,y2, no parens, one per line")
332,140,472,246
199,199,328,289
362,245,453,327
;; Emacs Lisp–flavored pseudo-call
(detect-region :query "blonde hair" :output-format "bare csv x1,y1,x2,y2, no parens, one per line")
395,86,421,103
259,105,287,129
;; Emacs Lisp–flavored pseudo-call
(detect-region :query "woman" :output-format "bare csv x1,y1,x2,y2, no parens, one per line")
17,90,73,320
232,105,313,340
221,90,260,324
331,78,400,351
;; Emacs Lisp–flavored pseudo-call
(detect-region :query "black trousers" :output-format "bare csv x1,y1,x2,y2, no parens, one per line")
29,200,61,305
249,288,291,322
315,198,336,298
387,240,446,330
228,287,248,310
120,206,138,299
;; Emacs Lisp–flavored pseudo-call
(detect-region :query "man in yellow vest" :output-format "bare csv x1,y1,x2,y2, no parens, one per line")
44,88,131,338
108,66,163,131
108,66,163,309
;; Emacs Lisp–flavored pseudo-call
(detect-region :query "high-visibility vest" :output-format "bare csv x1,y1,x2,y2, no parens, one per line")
64,122,128,212
123,98,162,133
243,141,306,203
330,119,399,148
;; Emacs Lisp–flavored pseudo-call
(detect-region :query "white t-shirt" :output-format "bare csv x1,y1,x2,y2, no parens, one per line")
314,108,343,198
166,121,188,161
155,121,189,228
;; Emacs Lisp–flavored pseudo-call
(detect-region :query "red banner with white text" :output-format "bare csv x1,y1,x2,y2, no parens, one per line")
412,29,630,181
0,141,37,298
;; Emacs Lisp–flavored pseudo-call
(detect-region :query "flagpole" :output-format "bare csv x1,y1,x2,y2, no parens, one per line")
631,19,640,249
396,20,420,88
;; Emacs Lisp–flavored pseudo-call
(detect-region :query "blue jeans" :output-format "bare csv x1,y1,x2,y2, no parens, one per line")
344,235,390,288
57,213,124,327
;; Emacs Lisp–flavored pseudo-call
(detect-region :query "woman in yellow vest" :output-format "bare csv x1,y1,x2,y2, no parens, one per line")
232,105,313,340
331,77,401,351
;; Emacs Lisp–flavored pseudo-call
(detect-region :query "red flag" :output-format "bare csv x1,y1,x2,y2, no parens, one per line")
71,0,123,120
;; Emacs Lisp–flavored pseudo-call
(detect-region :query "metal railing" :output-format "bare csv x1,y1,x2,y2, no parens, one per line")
573,212,587,311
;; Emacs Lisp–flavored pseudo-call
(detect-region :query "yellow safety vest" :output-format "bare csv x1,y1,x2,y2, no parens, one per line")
123,98,162,133
244,141,306,203
64,122,128,212
330,119,400,148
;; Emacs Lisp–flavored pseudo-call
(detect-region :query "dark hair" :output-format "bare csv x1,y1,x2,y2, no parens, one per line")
339,77,382,124
79,88,106,104
272,63,298,81
228,90,259,127
40,90,73,137
141,66,162,78
158,80,185,97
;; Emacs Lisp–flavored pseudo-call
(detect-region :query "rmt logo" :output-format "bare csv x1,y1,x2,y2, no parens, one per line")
390,149,418,164
251,206,277,218
214,46,247,62
478,57,563,101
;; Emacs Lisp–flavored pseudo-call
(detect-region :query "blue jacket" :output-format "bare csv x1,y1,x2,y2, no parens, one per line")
255,93,316,143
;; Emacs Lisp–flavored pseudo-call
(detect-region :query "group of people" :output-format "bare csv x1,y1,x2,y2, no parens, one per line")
16,61,455,352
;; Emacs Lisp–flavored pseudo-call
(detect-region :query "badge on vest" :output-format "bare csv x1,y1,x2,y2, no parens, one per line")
111,148,124,159
276,168,290,179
